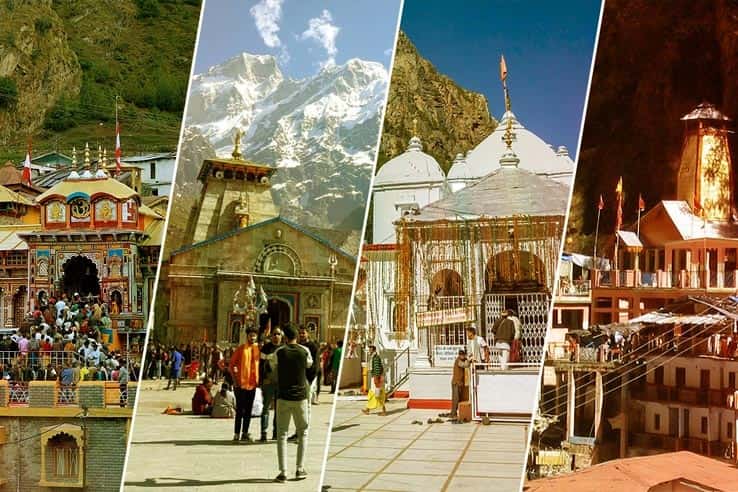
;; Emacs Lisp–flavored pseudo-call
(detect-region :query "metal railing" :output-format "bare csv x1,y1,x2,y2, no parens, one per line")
9,382,28,405
389,346,411,395
594,269,738,290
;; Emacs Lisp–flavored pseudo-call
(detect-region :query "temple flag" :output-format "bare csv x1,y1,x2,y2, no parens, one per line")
115,121,122,175
22,141,32,186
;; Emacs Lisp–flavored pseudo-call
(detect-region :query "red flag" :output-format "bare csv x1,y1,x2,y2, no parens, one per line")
597,194,604,211
500,55,508,82
638,193,645,211
115,122,122,175
22,140,32,186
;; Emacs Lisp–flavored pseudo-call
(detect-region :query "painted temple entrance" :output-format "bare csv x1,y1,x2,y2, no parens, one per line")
61,255,101,298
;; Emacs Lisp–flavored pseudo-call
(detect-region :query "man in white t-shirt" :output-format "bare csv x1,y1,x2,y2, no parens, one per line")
465,325,489,367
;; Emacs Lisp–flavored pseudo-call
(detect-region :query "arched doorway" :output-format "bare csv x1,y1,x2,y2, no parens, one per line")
62,256,100,298
12,286,25,328
259,298,292,334
485,250,546,293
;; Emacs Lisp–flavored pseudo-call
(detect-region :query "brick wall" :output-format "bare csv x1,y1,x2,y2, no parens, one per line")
0,415,130,491
78,382,105,409
0,380,8,407
28,381,55,407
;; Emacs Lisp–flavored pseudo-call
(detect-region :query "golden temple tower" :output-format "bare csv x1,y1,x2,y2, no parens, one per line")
677,102,734,221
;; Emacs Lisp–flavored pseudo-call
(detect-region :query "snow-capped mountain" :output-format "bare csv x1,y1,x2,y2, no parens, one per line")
182,53,388,233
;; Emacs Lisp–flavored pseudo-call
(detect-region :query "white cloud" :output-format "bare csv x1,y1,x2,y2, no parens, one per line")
384,47,393,57
250,0,284,48
300,10,340,68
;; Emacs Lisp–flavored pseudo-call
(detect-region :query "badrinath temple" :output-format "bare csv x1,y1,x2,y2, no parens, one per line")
0,144,164,342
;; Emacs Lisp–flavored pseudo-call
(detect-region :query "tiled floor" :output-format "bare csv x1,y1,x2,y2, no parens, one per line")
322,398,529,492
124,380,334,491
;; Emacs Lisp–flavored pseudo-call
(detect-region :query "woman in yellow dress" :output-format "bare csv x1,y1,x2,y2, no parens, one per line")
362,345,386,416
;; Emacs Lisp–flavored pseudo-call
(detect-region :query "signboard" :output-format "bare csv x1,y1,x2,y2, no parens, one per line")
416,306,474,327
433,344,465,367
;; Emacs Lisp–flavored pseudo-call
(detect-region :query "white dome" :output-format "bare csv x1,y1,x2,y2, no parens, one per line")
465,110,574,180
68,170,80,180
374,136,445,187
447,153,472,181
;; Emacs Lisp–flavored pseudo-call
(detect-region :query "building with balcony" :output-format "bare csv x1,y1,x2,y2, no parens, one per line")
587,103,738,325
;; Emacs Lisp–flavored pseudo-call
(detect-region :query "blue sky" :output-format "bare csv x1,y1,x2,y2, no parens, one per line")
401,0,602,158
193,0,401,78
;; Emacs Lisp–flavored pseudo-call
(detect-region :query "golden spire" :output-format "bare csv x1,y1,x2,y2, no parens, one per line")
232,128,243,160
412,117,418,136
503,121,514,150
97,144,102,165
102,148,108,171
72,146,77,167
501,54,513,151
84,142,91,169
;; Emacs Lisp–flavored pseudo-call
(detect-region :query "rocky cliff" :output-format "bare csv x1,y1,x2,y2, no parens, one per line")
0,0,81,142
377,31,497,171
0,0,200,161
569,0,738,251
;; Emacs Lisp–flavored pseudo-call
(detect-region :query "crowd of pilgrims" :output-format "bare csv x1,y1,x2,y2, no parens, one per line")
0,292,136,385
142,335,344,393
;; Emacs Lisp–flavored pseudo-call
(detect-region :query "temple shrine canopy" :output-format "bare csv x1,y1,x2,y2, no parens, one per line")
374,135,446,187
465,110,575,184
34,164,160,232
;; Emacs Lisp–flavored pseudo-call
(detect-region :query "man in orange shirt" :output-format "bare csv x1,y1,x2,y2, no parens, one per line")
229,328,260,442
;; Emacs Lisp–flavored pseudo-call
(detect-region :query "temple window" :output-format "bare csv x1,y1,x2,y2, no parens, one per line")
122,199,138,223
39,425,84,488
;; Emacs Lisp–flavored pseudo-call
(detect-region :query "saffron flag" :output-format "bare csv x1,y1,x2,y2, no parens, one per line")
638,193,645,211
115,122,122,175
22,141,32,186
615,177,623,231
500,55,508,82
598,194,604,211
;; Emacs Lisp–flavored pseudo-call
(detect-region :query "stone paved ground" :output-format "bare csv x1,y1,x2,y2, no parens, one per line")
124,379,334,491
322,398,529,492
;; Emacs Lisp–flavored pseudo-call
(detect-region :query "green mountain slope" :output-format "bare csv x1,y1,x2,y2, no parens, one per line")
0,0,200,162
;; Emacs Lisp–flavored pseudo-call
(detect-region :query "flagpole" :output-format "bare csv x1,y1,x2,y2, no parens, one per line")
594,207,601,263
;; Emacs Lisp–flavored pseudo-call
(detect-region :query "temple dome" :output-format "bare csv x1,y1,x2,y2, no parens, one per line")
465,110,574,183
447,153,472,181
374,135,445,187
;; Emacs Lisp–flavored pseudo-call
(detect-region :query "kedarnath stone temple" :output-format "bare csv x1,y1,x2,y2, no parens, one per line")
161,134,357,345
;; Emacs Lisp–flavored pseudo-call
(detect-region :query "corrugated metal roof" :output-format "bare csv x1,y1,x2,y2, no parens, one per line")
141,219,164,246
413,166,569,221
0,228,29,251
